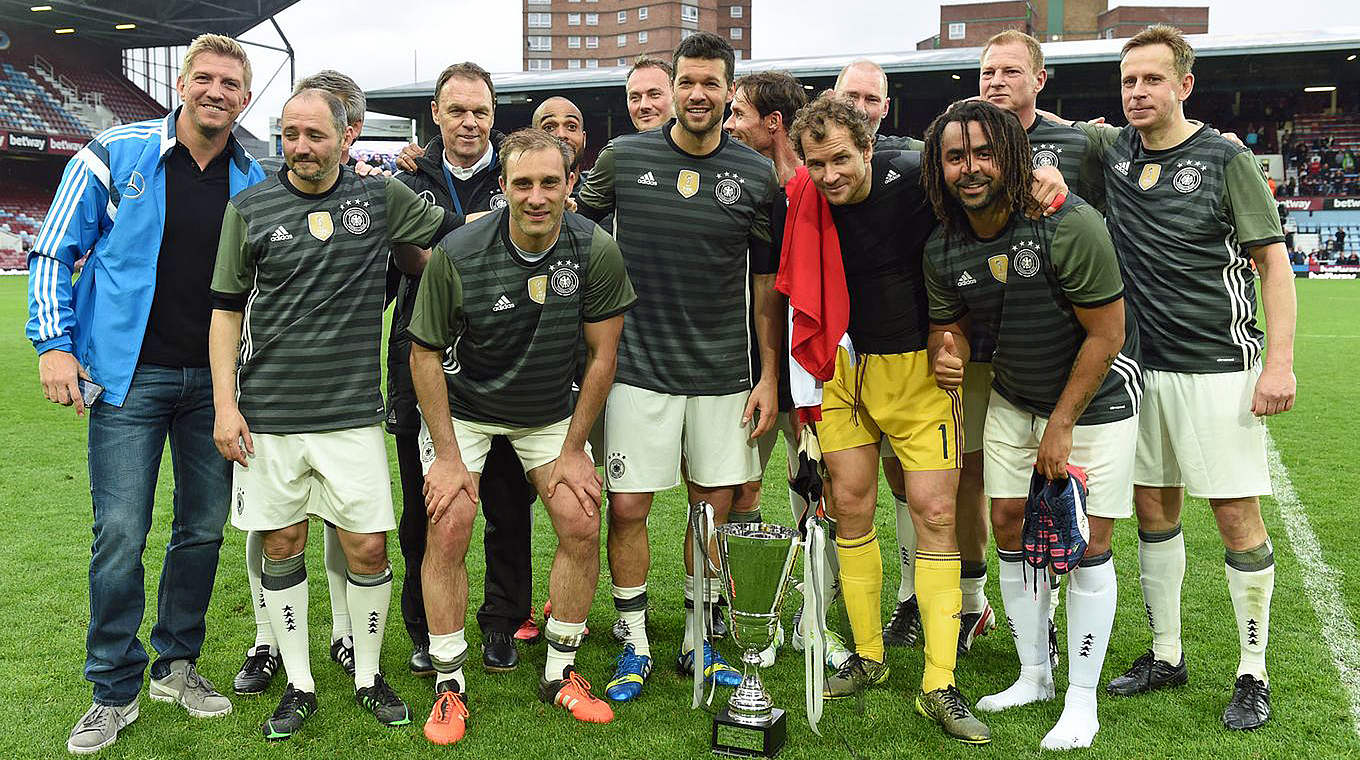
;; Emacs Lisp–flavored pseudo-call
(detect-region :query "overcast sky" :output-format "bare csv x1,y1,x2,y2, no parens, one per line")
234,0,1359,137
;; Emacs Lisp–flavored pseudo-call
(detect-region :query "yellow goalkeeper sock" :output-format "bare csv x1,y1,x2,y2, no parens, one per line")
917,550,963,692
835,527,884,664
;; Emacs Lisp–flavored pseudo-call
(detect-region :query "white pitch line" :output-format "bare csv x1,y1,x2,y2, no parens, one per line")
1266,431,1360,738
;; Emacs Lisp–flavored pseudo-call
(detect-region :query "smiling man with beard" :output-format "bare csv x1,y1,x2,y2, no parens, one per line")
577,31,782,704
208,88,456,742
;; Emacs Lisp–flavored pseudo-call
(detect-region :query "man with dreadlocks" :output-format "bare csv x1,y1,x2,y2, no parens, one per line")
920,98,1142,751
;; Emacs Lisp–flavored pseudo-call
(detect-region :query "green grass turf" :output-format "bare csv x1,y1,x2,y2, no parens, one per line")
1,275,1358,759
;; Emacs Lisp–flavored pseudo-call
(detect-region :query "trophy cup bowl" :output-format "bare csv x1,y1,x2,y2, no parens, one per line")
710,522,800,758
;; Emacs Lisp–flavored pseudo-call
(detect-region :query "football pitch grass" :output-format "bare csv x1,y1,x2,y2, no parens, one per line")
1,275,1358,759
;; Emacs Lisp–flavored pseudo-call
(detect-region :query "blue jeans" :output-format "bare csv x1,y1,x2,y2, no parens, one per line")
85,364,230,705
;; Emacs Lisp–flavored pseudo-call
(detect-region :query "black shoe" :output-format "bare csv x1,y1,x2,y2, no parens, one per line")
482,631,518,672
355,673,412,727
883,597,922,647
711,599,729,639
262,684,317,741
330,635,355,677
1106,650,1188,696
234,644,282,695
410,644,434,678
1223,674,1271,730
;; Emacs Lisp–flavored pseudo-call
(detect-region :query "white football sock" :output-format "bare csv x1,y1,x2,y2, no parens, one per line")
612,584,650,658
346,565,393,689
1226,540,1275,684
544,617,587,681
1138,524,1186,665
892,494,915,603
262,551,314,693
245,531,275,648
961,560,988,615
323,524,351,642
429,630,467,692
977,551,1053,712
1041,685,1100,750
1043,551,1117,750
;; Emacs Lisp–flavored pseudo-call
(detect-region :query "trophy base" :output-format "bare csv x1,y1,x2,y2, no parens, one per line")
711,707,786,758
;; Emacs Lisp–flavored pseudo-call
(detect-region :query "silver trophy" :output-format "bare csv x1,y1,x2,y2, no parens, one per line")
711,522,800,758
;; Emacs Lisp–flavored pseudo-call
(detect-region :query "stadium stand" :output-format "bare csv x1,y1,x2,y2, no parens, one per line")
1281,112,1360,197
0,61,89,135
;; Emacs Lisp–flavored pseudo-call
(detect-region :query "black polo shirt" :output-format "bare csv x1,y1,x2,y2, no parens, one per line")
140,138,234,368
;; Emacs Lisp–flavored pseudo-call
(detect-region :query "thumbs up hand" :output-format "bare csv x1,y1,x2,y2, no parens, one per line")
933,330,966,391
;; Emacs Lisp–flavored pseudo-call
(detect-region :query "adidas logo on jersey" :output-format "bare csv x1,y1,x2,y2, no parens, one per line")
270,225,293,242
1115,160,1131,176
957,270,977,286
637,171,658,186
884,169,901,185
492,294,515,312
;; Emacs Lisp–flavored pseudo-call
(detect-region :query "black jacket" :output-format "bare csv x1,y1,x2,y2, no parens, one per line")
385,130,507,434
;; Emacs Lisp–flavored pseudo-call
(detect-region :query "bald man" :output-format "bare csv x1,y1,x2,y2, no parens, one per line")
533,97,586,174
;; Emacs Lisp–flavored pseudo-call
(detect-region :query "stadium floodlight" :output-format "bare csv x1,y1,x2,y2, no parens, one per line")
115,23,136,30
30,5,53,10
1304,85,1337,92
1349,54,1358,61
951,73,961,80
54,27,74,34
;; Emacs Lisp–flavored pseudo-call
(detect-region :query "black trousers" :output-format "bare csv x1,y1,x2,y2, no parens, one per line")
395,432,536,646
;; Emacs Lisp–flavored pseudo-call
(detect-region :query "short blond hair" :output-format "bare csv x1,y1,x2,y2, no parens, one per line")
180,33,252,91
982,30,1044,74
1122,24,1195,79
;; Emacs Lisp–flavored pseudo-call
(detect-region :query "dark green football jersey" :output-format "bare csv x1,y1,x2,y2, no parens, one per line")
876,134,926,152
212,167,446,433
406,210,636,428
578,122,778,396
1027,114,1107,213
924,197,1142,425
1091,123,1284,373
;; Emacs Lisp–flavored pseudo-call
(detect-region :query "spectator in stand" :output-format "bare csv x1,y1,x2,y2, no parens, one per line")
19,228,33,254
1336,228,1346,253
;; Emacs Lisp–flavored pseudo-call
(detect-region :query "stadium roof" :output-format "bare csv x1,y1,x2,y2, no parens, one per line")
366,27,1360,103
0,0,301,47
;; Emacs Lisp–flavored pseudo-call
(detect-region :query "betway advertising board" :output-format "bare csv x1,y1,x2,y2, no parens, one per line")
0,130,86,156
1279,196,1360,212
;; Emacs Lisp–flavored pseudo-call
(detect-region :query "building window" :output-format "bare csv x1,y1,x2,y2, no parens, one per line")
586,12,598,25
730,4,742,17
681,4,699,22
638,31,648,44
638,6,648,20
1104,28,1115,39
734,49,741,61
528,35,552,51
528,59,552,70
730,27,742,39
568,59,581,69
586,35,598,48
587,59,599,68
567,12,580,25
681,29,696,40
527,12,551,27
617,58,627,66
618,10,627,23
948,22,965,40
528,0,549,4
568,35,581,48
617,33,627,46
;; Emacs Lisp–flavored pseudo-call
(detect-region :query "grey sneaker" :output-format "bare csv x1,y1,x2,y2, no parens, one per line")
150,660,232,717
67,699,139,755
822,654,889,698
916,685,992,745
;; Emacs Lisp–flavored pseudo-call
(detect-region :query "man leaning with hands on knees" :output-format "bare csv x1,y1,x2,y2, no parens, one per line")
209,87,458,742
408,129,636,745
26,33,262,755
